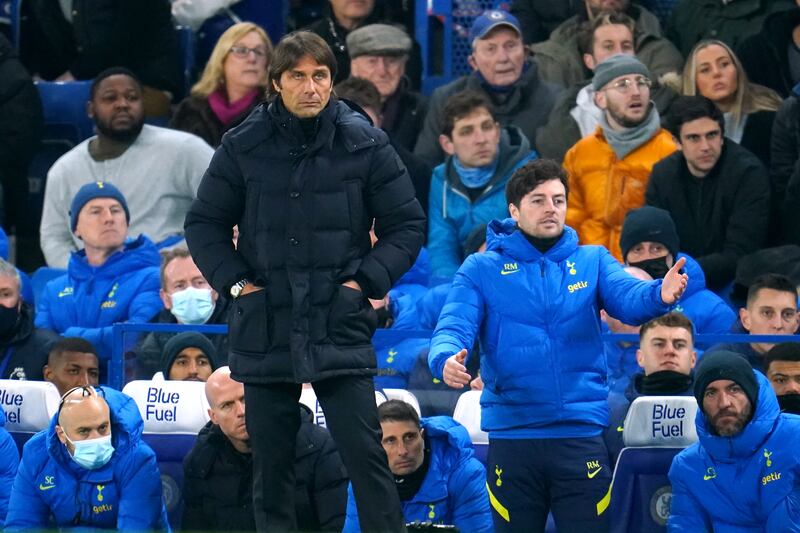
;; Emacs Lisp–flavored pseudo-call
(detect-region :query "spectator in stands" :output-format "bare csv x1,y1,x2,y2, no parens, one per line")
510,0,582,44
565,54,676,261
171,23,271,148
772,83,800,246
20,0,181,116
429,159,688,531
737,6,800,99
429,91,537,284
347,24,426,152
5,385,169,530
135,247,230,379
343,400,492,532
605,312,697,461
708,274,800,371
413,9,560,166
765,343,800,415
0,258,59,381
36,182,163,361
43,338,100,396
0,405,19,528
39,67,214,269
161,331,217,382
183,366,348,531
668,351,800,530
647,96,769,290
536,12,678,162
677,40,782,167
184,31,423,532
531,0,682,89
620,206,736,334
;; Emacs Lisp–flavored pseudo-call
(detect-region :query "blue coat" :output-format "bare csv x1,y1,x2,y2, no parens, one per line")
375,291,431,390
668,372,800,532
429,220,671,437
671,253,736,335
0,405,19,527
342,416,493,533
35,235,163,359
4,387,170,531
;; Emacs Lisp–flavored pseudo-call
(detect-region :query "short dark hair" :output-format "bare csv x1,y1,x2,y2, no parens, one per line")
440,90,496,138
378,399,421,429
639,312,696,345
335,77,381,114
765,343,800,370
90,67,143,100
160,246,192,288
48,337,99,366
747,273,798,307
268,31,337,98
578,12,635,56
665,95,725,139
505,159,569,207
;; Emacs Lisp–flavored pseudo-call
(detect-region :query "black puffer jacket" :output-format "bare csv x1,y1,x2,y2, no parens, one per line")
0,303,60,381
181,405,349,532
184,99,425,384
772,86,800,245
737,8,800,98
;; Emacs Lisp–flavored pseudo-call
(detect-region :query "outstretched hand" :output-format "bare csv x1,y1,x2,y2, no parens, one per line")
661,256,689,305
443,349,471,389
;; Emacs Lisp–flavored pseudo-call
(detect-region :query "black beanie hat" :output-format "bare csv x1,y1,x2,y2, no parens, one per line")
161,332,218,378
620,206,680,262
693,351,759,413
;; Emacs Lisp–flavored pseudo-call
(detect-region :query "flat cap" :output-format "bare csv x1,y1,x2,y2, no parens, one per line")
347,24,412,58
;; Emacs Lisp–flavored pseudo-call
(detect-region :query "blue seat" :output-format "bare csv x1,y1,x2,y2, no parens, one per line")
175,26,195,99
36,80,95,145
0,379,61,456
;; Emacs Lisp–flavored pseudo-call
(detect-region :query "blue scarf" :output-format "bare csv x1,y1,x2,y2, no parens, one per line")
454,155,499,189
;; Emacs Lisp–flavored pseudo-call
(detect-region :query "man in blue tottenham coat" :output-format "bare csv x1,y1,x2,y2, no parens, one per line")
343,400,493,532
429,159,689,532
0,404,19,527
668,351,800,531
35,182,162,360
4,385,170,531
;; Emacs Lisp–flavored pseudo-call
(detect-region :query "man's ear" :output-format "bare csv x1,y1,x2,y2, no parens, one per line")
86,100,95,120
467,54,477,72
509,203,520,222
208,408,218,425
55,424,67,445
583,53,596,71
160,289,171,310
635,348,645,369
439,134,456,156
271,79,281,94
43,365,53,382
740,308,751,332
594,89,607,110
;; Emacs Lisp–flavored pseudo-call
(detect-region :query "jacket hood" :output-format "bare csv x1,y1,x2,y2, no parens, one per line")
696,371,780,462
68,234,161,282
413,416,476,502
45,386,145,473
486,218,579,263
677,253,707,299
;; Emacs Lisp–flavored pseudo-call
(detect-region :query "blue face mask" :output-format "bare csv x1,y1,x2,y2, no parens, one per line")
170,287,215,325
65,433,114,470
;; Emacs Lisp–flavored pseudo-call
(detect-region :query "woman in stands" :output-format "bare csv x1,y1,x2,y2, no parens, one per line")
678,39,782,167
170,22,272,147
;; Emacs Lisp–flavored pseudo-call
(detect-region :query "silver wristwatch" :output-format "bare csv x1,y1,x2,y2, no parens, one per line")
230,278,251,298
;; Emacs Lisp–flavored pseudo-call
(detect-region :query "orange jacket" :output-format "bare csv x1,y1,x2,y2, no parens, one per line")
564,127,677,261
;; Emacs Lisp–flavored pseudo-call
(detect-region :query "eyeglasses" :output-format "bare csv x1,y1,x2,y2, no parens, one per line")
58,385,105,413
604,76,652,93
229,46,268,59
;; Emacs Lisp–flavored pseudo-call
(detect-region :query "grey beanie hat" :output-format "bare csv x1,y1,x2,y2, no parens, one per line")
592,54,652,90
347,24,412,59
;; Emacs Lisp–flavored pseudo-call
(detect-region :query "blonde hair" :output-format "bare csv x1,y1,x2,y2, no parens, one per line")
681,39,782,132
191,22,273,98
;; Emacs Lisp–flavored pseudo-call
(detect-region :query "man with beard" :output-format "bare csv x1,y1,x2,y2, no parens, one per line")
765,343,800,415
161,332,218,382
668,351,800,530
564,54,676,262
39,67,214,268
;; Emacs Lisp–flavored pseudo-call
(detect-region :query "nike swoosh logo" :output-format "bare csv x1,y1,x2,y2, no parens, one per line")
703,475,715,481
39,484,55,491
587,467,603,479
616,426,624,432
500,270,519,276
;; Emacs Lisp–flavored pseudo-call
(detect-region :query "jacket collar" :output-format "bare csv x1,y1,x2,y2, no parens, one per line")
487,218,579,263
68,235,160,282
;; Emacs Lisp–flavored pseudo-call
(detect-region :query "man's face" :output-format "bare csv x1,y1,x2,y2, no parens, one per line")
469,27,525,87
740,289,799,354
350,54,407,100
74,198,127,253
329,0,374,26
274,55,333,118
87,74,145,143
160,256,217,310
583,24,634,71
702,379,752,437
0,274,21,310
637,325,696,375
168,347,213,382
595,73,651,128
45,352,101,397
56,396,111,453
439,107,500,168
509,179,567,239
380,419,425,476
678,117,723,177
586,0,629,16
625,241,674,266
767,361,800,396
208,376,249,446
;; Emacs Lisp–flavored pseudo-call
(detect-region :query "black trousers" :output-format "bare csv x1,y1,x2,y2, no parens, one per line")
244,375,406,532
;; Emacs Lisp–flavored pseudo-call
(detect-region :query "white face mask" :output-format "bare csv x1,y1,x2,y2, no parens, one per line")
170,287,215,325
63,432,115,470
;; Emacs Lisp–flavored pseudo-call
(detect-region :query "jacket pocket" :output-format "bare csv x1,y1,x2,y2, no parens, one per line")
228,289,270,354
327,285,376,346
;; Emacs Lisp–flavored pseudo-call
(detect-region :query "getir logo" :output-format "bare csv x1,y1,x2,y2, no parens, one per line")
568,281,589,294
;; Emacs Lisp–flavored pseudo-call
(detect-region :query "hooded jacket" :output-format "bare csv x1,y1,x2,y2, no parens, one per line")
4,387,170,531
0,405,19,527
428,126,537,283
668,372,800,532
342,416,492,533
0,302,60,381
429,220,671,437
35,235,163,359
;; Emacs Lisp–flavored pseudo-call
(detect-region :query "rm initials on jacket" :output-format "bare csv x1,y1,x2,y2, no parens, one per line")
500,263,519,275
568,281,589,293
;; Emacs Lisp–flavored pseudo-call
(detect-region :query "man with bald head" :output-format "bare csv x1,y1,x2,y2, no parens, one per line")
5,386,169,530
182,368,349,532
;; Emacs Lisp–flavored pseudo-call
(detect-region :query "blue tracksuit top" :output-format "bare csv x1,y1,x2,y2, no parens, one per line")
429,219,671,438
0,405,19,527
342,416,493,532
35,235,163,359
668,372,800,532
4,387,170,531
670,253,736,335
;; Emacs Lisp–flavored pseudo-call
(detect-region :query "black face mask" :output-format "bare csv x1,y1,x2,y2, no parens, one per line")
638,370,693,395
0,304,19,338
628,256,671,280
777,394,800,415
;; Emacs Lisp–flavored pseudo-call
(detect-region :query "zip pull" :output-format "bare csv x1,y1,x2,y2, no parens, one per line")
540,259,546,278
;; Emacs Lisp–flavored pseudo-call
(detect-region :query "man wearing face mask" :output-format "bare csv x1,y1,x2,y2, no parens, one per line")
619,206,736,335
765,343,800,415
4,386,170,531
135,247,230,379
